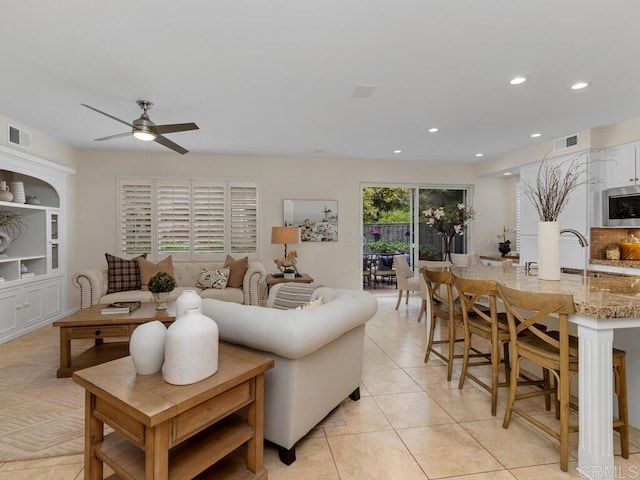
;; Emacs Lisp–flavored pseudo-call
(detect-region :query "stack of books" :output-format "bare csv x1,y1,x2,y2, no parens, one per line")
101,301,142,315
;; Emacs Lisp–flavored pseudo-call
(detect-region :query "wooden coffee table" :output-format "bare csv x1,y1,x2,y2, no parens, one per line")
52,302,176,378
73,344,274,480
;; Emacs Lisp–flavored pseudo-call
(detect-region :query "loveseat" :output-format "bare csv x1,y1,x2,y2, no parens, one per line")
201,284,378,465
72,260,267,308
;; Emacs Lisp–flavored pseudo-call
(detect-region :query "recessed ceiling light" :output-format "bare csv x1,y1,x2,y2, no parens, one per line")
530,133,542,138
427,127,439,133
571,82,589,90
475,153,484,157
510,76,527,85
503,172,513,176
393,149,402,154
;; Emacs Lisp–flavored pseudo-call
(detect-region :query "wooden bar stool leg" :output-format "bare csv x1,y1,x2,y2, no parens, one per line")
446,313,456,381
490,336,500,416
417,299,426,322
424,311,436,363
614,353,629,459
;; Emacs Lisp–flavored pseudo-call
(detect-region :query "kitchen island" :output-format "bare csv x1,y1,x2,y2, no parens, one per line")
450,265,640,480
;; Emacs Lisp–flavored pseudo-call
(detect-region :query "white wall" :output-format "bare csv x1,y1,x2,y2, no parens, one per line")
72,150,511,308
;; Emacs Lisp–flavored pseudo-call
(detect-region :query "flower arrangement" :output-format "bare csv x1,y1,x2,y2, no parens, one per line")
423,203,476,260
522,154,588,222
423,203,476,237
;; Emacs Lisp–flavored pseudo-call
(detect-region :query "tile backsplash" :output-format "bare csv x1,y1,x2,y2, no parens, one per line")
590,228,640,259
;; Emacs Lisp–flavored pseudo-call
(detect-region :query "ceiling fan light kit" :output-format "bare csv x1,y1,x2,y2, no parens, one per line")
82,100,198,154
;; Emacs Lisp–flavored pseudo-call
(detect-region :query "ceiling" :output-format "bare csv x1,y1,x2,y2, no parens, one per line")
1,1,640,163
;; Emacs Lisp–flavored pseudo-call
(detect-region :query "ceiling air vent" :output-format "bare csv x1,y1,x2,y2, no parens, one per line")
553,133,579,152
8,125,31,150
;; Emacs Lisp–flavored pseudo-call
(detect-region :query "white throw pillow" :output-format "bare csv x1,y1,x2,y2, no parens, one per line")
197,267,230,289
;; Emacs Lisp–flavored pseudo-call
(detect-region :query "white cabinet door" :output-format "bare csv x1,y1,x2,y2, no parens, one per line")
0,288,20,338
23,278,62,328
604,144,637,188
23,282,44,327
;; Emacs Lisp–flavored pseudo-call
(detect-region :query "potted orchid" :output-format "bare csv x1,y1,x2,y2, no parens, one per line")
423,203,476,261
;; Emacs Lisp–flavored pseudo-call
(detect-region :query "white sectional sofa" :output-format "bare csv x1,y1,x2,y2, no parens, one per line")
201,284,378,465
72,261,267,308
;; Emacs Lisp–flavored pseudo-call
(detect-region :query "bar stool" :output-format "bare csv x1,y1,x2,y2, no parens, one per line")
416,260,452,322
454,275,511,416
454,274,550,417
422,267,477,381
497,283,630,472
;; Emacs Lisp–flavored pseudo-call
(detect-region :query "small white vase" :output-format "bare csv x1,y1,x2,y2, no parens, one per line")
163,308,219,385
284,272,295,280
129,320,167,375
538,221,561,281
176,289,202,318
9,181,25,204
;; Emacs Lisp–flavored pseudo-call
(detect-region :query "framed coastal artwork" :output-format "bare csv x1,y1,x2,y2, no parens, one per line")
283,200,338,242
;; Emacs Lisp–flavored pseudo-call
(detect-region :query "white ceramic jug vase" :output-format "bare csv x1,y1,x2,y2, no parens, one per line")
129,320,167,375
176,289,202,318
163,308,219,385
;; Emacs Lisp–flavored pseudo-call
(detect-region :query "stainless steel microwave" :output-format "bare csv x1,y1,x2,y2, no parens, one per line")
603,186,640,227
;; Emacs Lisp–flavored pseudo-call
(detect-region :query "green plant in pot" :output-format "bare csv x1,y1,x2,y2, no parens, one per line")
283,267,296,280
148,271,176,310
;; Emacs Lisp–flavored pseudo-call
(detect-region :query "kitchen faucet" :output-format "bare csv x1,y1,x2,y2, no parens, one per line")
560,229,589,281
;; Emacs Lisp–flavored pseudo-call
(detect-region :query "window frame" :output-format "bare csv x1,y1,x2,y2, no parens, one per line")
118,177,260,262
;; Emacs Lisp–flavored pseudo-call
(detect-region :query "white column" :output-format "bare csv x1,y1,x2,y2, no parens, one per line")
576,321,614,480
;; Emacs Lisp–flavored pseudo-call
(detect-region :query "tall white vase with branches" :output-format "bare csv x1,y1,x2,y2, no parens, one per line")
522,154,588,281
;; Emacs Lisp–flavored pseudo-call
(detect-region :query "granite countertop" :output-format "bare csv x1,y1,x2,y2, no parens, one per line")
591,259,640,269
451,265,640,319
480,255,520,262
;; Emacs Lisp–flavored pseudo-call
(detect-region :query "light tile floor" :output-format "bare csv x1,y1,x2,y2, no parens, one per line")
1,293,639,479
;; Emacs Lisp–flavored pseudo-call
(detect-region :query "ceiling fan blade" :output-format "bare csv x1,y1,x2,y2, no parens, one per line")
154,134,188,155
151,123,199,135
94,132,132,141
81,104,134,128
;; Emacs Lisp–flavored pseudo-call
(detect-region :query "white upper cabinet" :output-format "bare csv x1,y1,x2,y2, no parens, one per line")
603,144,638,188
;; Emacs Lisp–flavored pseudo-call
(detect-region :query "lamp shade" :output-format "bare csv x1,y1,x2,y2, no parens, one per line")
271,226,301,245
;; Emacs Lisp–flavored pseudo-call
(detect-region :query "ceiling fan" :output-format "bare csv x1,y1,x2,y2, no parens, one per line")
81,100,199,154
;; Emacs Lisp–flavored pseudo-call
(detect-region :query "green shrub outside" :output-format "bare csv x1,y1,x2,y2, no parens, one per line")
367,240,411,254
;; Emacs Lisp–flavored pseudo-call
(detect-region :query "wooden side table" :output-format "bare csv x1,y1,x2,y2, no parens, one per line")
73,343,273,480
266,273,314,291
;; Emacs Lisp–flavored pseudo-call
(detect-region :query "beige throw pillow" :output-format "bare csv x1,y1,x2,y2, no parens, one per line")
137,256,175,291
224,255,249,288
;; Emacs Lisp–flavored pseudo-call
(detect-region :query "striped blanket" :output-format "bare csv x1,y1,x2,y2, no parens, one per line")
272,283,317,310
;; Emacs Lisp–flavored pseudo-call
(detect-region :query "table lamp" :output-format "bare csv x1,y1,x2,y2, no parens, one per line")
271,226,301,257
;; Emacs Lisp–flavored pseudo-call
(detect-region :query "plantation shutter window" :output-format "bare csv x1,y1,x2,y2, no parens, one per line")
118,178,259,261
229,183,258,254
157,181,191,258
192,182,226,257
119,179,153,256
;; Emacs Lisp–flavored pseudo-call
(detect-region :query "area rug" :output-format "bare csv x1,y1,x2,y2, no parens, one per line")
0,332,348,462
0,339,85,461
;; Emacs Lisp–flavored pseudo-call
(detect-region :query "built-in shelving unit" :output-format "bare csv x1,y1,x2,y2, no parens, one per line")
0,144,74,344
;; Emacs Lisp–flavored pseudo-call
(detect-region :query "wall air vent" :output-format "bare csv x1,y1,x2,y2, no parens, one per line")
8,125,31,150
553,133,579,152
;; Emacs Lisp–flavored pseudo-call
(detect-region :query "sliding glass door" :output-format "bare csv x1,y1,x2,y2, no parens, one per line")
362,184,472,270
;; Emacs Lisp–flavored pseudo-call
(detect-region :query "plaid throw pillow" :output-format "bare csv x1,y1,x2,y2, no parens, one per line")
272,283,317,310
105,253,147,294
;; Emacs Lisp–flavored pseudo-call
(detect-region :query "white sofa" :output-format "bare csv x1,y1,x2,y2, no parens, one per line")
72,261,267,308
201,284,378,465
